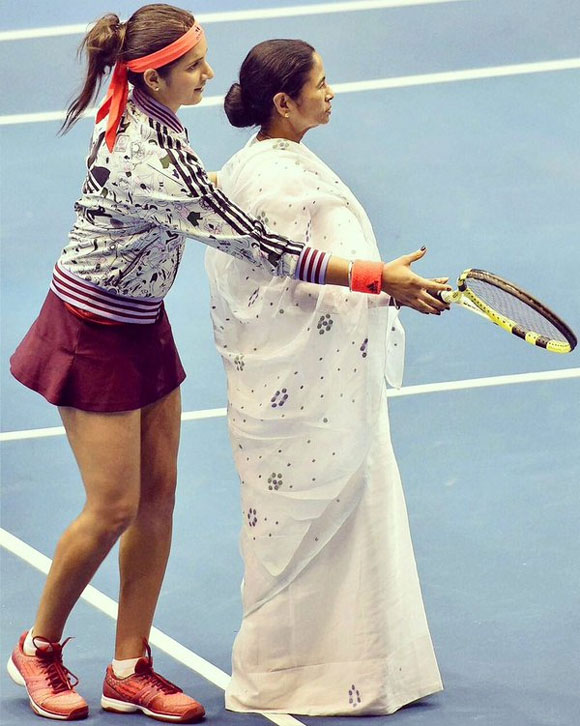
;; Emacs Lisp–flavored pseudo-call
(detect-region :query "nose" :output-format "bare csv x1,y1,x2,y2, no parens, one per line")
204,61,215,81
326,84,335,100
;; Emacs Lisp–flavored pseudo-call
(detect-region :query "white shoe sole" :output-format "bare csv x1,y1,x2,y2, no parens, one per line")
7,654,87,721
101,694,203,722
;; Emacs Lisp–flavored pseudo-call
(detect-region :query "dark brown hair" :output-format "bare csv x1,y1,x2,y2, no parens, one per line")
224,39,315,128
61,3,195,133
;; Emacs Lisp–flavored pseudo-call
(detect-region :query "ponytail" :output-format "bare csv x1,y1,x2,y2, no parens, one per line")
60,5,195,135
60,14,125,134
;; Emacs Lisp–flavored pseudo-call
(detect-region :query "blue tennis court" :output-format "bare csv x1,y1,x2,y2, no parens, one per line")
1,1,579,725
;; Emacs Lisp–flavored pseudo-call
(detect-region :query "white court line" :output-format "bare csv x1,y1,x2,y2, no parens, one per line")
2,57,580,127
1,368,578,443
386,367,580,398
0,0,470,42
0,408,228,442
0,527,306,726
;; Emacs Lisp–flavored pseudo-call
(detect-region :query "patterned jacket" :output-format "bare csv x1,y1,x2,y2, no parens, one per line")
51,88,323,323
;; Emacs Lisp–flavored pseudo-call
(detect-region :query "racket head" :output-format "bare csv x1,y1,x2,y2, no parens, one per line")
457,268,577,353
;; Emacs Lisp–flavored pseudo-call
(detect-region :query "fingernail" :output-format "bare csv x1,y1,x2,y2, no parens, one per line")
420,245,427,251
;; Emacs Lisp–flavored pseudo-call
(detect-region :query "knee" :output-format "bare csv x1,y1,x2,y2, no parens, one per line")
142,490,176,524
86,500,139,543
110,503,139,535
140,471,177,519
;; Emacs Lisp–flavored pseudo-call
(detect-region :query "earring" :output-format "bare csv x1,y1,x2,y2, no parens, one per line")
284,112,289,118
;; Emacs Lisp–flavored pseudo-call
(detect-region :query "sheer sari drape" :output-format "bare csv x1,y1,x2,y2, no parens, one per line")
205,136,442,715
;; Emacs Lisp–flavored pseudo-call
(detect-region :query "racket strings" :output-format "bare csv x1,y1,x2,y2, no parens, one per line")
465,278,568,342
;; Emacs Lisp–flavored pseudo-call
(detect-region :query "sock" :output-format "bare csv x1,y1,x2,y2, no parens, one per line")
23,628,53,656
112,657,141,678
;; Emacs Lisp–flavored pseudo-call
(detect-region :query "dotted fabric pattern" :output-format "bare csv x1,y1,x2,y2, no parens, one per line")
202,137,441,717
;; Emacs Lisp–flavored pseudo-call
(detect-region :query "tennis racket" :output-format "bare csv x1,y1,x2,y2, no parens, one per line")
434,268,577,354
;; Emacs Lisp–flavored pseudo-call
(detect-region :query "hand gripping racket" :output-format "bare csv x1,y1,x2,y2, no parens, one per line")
435,268,577,354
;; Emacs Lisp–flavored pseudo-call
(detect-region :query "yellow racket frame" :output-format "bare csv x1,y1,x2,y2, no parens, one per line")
441,268,576,354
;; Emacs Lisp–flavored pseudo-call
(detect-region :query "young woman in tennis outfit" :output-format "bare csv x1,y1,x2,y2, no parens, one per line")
6,4,449,723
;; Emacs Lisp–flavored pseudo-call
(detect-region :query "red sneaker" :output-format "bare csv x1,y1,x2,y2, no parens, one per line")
6,631,89,720
101,643,205,723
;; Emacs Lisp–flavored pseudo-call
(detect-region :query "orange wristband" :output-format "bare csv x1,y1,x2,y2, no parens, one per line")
350,260,383,294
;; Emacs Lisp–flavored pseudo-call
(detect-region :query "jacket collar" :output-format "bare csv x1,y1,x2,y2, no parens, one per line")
132,86,184,134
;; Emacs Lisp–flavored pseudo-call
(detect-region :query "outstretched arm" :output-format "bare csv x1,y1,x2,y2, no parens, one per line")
132,145,304,277
327,247,451,314
133,145,449,309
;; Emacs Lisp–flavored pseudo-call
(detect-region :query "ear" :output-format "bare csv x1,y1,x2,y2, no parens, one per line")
142,69,162,92
272,92,293,119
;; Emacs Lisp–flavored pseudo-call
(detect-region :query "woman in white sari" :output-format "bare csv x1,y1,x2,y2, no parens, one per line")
205,40,445,716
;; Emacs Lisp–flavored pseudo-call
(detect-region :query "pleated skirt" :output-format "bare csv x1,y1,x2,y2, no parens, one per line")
10,291,186,412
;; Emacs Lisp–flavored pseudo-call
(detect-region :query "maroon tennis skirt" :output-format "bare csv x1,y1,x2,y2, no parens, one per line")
10,291,186,412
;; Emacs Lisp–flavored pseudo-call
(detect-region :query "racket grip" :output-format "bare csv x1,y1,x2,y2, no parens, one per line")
431,289,455,304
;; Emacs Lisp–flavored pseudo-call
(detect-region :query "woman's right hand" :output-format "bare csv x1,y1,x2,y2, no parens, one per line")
382,247,451,315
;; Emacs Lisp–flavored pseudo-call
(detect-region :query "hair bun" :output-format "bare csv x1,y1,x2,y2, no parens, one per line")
224,82,256,128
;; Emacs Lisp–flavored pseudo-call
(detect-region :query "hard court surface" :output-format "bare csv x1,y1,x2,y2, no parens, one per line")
1,2,579,725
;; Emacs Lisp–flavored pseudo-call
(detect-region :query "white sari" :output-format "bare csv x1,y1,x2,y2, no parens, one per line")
205,136,442,715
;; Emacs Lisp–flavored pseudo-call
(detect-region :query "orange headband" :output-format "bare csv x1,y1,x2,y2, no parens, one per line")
96,24,204,151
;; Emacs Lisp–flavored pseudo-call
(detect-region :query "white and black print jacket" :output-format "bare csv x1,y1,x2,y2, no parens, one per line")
51,88,322,324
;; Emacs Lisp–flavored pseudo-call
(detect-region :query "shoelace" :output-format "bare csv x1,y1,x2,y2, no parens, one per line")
132,641,182,695
134,662,182,695
34,637,79,693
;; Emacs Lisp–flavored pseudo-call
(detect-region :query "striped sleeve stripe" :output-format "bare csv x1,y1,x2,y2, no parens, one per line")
187,151,303,253
138,99,300,261
174,149,212,195
212,187,298,254
169,149,287,259
187,157,297,251
171,148,304,257
214,186,304,254
51,265,162,324
150,117,164,147
318,249,330,283
168,151,252,239
295,247,331,284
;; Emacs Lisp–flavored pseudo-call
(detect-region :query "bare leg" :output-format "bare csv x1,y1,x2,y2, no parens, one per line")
114,388,182,659
32,407,142,642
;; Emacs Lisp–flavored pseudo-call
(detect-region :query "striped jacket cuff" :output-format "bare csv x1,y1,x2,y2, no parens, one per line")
294,247,331,285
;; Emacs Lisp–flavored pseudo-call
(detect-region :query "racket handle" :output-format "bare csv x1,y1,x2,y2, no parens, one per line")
429,290,452,304
431,289,457,304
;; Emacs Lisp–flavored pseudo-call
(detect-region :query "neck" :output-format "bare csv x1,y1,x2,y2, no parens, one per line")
259,118,308,144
